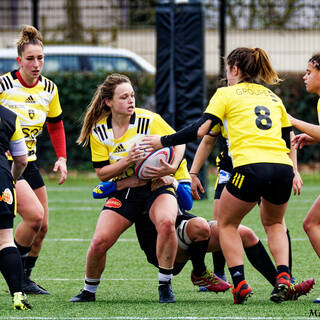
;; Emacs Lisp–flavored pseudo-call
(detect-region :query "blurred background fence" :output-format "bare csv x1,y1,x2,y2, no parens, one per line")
0,0,320,170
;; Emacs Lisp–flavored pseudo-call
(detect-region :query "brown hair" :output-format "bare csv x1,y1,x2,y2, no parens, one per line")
226,47,281,84
77,73,131,146
16,25,43,56
309,53,320,70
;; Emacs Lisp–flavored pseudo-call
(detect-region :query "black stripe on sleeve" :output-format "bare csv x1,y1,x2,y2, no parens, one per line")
161,113,221,147
46,114,63,123
282,126,292,149
93,160,110,168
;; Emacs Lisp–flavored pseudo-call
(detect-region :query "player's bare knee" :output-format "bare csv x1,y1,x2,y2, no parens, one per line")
157,219,175,237
303,218,312,234
188,218,210,241
239,225,259,247
90,236,113,255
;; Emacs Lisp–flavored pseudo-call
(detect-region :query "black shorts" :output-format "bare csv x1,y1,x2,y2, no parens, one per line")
135,209,195,274
226,163,294,204
0,168,16,229
17,161,45,190
214,169,231,200
102,183,177,223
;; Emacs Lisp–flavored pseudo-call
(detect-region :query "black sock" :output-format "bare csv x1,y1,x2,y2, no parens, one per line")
245,240,277,286
229,265,245,288
286,228,292,277
14,239,31,269
212,251,225,277
0,247,24,296
277,265,290,276
188,239,209,277
25,256,38,279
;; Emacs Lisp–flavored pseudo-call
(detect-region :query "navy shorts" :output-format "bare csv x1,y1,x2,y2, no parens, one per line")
16,161,45,190
135,210,195,274
226,163,294,204
0,168,16,229
102,183,177,223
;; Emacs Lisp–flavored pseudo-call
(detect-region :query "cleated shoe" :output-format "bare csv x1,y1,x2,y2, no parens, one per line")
13,292,32,310
232,280,253,304
23,278,50,295
158,283,176,303
69,289,96,302
270,272,291,303
286,278,315,301
191,269,231,293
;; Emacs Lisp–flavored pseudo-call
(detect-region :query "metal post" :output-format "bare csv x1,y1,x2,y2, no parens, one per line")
219,0,226,79
31,0,39,30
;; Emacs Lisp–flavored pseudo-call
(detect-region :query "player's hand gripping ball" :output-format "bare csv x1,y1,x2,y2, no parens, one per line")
135,147,174,180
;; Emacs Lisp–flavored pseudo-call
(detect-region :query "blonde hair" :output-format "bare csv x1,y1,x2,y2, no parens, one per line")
77,73,131,146
16,25,43,56
227,47,281,84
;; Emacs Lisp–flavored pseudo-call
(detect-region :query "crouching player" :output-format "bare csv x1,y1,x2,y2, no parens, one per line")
93,170,314,302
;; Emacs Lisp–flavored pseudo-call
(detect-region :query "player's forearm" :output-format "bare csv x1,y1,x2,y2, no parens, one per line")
291,117,320,141
190,135,217,174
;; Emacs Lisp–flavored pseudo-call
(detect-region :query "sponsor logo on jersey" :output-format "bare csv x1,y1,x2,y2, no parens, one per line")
28,109,35,119
105,197,122,208
114,144,126,153
0,188,13,205
25,95,36,104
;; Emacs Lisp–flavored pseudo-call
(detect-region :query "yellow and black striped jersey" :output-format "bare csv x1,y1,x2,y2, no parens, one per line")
174,158,191,183
205,82,293,168
90,108,176,181
0,70,62,161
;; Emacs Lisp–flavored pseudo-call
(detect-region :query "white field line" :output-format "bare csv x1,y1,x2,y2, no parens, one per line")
0,316,315,320
44,237,308,242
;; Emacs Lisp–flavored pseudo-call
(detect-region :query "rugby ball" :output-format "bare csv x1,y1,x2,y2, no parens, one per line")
135,147,174,180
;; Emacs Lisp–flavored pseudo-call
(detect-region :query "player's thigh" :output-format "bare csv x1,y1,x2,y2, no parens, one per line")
33,186,48,225
16,180,44,221
304,196,320,226
219,187,256,227
93,209,132,246
260,198,288,226
149,192,178,227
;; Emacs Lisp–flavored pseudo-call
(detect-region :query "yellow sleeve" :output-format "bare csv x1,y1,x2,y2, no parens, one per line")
204,88,226,121
209,123,221,136
11,117,25,142
173,159,191,182
150,114,176,135
90,132,109,162
47,88,63,118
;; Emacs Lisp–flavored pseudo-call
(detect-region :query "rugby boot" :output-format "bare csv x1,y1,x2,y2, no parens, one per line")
232,280,253,304
13,292,32,310
191,269,231,293
270,272,291,303
158,283,176,303
69,289,96,302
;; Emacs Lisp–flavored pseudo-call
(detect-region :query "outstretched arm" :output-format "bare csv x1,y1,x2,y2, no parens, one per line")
142,114,221,150
288,114,320,142
190,135,218,200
